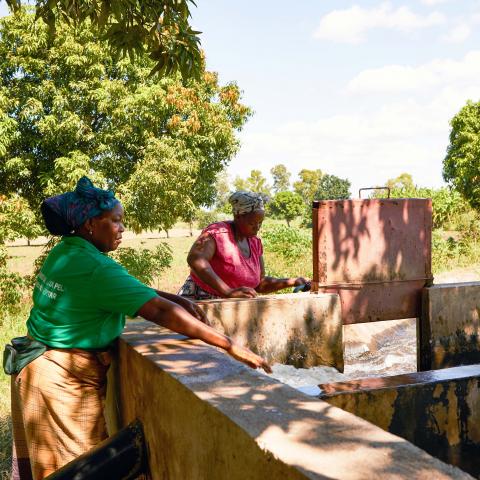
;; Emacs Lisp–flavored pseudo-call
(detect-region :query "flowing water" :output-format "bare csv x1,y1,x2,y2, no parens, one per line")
269,318,417,395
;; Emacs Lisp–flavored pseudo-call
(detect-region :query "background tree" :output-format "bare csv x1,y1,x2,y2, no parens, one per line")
0,10,250,234
293,169,322,205
214,171,232,214
233,170,271,199
5,1,202,78
233,176,249,192
0,195,44,246
269,191,304,227
315,174,351,200
270,164,291,193
386,173,415,193
443,100,480,210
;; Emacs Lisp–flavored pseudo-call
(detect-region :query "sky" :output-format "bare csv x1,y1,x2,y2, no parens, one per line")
190,0,480,196
1,1,479,196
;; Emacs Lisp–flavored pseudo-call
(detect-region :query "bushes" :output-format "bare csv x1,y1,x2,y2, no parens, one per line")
195,210,220,230
0,246,28,313
261,224,311,261
111,243,173,286
431,230,480,273
261,224,312,279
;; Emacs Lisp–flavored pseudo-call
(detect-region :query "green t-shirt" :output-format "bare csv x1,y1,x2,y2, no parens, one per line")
27,236,157,349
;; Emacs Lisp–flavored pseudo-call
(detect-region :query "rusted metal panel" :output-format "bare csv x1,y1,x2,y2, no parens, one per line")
312,198,432,324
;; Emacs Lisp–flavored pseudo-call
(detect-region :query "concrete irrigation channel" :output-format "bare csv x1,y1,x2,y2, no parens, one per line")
103,199,480,479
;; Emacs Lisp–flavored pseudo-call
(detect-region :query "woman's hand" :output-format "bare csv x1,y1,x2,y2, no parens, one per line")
226,342,272,373
178,298,211,325
156,291,211,325
293,277,310,287
225,287,257,298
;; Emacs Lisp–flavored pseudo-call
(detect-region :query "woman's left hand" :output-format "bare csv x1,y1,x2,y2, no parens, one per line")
293,277,310,287
177,297,211,325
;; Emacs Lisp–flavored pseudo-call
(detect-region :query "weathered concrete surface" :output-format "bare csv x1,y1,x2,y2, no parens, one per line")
109,321,472,480
421,283,480,370
319,365,480,478
197,293,343,370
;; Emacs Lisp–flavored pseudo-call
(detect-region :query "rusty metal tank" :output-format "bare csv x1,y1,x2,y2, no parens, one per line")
311,197,432,324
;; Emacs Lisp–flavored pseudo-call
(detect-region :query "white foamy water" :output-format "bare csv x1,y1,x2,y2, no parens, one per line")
268,319,417,395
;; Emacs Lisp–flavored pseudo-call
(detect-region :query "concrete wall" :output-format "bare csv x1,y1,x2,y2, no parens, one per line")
197,293,343,371
319,365,480,478
108,321,472,480
421,283,480,370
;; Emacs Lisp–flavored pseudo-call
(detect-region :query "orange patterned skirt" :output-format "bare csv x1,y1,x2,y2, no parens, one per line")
11,348,111,480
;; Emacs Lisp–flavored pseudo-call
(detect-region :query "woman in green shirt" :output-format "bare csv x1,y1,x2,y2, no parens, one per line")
10,177,270,480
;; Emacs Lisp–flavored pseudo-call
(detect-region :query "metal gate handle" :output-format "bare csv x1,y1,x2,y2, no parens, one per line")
358,187,391,199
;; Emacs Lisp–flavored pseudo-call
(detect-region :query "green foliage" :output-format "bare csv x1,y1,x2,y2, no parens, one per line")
0,195,43,243
195,209,222,229
293,169,322,205
386,173,414,191
261,224,311,261
315,174,351,200
268,191,304,227
377,181,470,231
28,238,59,287
443,100,480,210
0,246,28,313
270,164,291,193
233,170,271,198
0,11,251,234
1,304,30,478
111,244,173,286
430,230,479,273
213,171,232,214
5,1,202,78
430,188,469,230
387,173,415,190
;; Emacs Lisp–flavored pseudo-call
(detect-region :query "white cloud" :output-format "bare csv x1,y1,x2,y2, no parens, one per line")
313,2,445,43
347,51,480,94
421,0,449,5
231,51,480,193
442,23,471,43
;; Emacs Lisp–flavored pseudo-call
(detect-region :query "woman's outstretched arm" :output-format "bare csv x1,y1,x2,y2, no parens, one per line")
136,295,271,372
255,256,309,294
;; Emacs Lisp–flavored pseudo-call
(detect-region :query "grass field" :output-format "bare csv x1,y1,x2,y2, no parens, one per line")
0,222,312,477
0,307,29,479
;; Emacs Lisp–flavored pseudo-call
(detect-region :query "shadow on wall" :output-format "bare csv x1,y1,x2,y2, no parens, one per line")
115,323,466,480
197,294,343,370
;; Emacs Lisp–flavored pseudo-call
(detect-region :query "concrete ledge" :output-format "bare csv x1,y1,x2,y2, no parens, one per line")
197,293,343,370
421,283,480,370
110,321,471,480
319,365,480,478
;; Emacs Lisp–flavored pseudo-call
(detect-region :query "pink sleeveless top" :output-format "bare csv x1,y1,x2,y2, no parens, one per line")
190,221,263,296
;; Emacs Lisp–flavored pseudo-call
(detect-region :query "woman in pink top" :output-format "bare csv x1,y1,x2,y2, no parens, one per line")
179,191,309,299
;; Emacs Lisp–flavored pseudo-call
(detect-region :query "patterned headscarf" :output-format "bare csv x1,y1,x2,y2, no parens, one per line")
41,176,120,235
229,191,266,216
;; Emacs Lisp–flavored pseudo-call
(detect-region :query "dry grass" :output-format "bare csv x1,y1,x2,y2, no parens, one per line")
6,229,200,292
